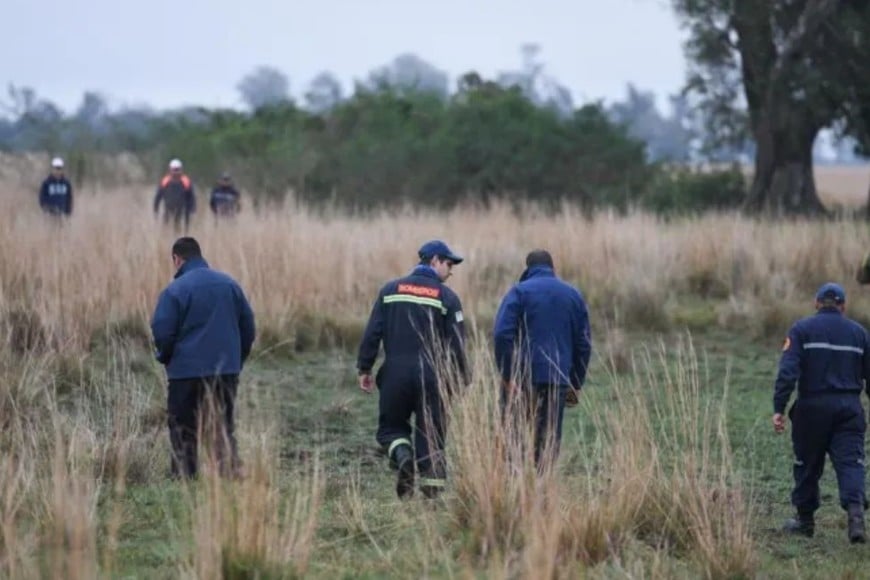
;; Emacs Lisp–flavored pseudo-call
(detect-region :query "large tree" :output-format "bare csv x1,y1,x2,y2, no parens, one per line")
236,66,291,111
673,0,870,215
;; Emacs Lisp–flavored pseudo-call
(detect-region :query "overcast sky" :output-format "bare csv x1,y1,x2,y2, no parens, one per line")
2,0,686,113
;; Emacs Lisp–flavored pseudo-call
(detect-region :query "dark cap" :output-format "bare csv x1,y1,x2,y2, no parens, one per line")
418,240,463,264
816,282,846,304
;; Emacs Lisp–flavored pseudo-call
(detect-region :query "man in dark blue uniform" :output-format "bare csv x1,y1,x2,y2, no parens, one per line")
39,157,73,217
151,237,256,479
209,172,241,219
357,240,469,499
773,282,870,543
493,249,592,471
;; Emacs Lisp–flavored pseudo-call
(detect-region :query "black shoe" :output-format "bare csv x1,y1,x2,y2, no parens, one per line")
393,445,415,499
783,514,814,538
420,485,443,500
848,504,866,544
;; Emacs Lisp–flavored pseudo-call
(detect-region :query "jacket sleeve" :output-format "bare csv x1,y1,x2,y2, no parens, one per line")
150,288,180,365
65,180,73,215
773,324,803,414
443,291,470,384
209,189,218,213
237,286,256,364
153,186,164,213
493,286,522,382
863,329,870,392
39,180,49,208
858,253,870,285
570,293,592,389
357,288,385,373
186,184,196,213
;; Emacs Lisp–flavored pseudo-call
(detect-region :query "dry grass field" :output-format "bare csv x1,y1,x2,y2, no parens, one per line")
814,164,870,209
2,176,870,578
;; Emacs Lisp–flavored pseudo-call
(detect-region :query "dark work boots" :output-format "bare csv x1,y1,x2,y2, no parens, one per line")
393,444,415,499
782,513,814,538
848,504,866,544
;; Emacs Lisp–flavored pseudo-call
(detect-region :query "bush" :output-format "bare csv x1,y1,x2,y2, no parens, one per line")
643,165,747,214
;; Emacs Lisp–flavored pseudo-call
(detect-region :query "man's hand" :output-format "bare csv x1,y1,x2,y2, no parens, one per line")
359,373,374,394
772,413,786,434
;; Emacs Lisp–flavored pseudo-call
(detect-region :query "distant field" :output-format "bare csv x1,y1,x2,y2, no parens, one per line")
3,154,866,209
812,165,869,208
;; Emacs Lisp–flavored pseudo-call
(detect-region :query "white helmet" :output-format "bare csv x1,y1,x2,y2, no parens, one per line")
168,158,183,170
51,157,64,168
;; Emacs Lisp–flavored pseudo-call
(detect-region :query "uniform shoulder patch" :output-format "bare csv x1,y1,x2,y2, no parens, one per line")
782,337,791,352
455,311,464,323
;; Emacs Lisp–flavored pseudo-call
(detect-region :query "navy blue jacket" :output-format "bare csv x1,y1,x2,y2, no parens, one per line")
151,258,256,380
357,266,469,385
494,266,592,388
773,308,870,413
210,185,240,215
39,176,73,215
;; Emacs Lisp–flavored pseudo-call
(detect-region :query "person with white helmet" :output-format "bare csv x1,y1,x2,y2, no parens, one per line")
39,157,73,217
154,158,196,231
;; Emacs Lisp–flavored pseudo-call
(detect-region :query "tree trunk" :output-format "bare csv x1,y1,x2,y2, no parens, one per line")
742,109,826,216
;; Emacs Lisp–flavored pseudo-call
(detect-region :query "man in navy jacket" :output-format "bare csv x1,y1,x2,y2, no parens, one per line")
494,249,591,470
357,240,469,499
151,237,256,478
39,157,73,216
773,282,870,543
209,172,241,218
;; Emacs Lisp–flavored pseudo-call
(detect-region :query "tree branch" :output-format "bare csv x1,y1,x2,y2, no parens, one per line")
770,0,841,87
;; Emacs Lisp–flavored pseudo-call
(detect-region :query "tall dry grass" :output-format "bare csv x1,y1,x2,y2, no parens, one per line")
184,433,324,579
441,334,755,579
0,343,159,579
0,181,855,577
2,186,870,356
0,339,325,579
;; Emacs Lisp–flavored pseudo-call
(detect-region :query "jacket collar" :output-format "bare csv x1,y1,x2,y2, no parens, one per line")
817,307,843,316
175,257,209,279
519,265,556,282
411,265,441,281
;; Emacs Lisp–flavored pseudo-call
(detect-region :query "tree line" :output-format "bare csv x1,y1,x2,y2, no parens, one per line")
1,48,729,213
4,1,870,218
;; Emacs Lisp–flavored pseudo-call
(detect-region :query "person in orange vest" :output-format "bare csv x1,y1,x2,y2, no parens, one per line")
154,159,196,231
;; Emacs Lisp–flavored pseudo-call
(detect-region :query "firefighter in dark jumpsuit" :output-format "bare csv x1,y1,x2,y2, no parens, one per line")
357,240,469,499
773,282,870,543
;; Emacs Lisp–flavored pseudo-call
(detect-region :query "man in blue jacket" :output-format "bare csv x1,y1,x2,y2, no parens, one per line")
494,249,591,471
773,282,870,543
209,172,241,219
357,240,469,499
39,157,73,217
151,237,256,479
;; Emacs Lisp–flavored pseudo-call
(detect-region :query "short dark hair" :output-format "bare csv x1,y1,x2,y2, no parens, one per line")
526,249,554,269
172,237,202,260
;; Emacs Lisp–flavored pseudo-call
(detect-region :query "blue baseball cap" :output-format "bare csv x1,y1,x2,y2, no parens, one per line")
815,282,846,304
418,240,463,264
